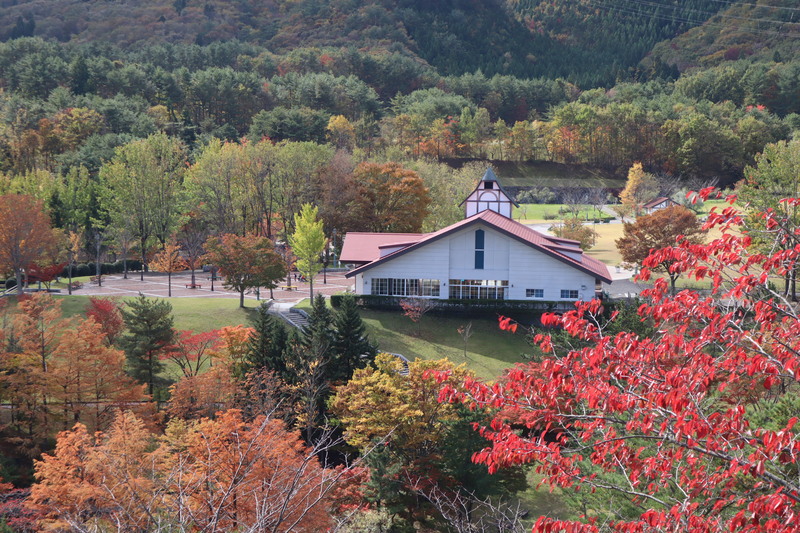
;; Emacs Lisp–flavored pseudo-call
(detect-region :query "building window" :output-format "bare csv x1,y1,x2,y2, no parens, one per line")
560,289,579,299
526,288,544,298
475,229,485,270
449,279,508,300
370,278,439,297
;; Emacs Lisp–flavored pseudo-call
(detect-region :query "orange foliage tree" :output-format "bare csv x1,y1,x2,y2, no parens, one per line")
50,318,148,431
1,294,148,451
0,194,59,293
204,233,287,307
349,162,431,232
616,204,705,293
31,409,353,532
150,239,188,297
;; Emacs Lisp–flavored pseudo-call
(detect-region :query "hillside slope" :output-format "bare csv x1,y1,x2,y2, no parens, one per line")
645,0,800,71
0,0,730,86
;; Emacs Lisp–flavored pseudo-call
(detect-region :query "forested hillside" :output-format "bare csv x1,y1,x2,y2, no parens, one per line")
4,1,800,531
647,0,800,71
0,0,730,85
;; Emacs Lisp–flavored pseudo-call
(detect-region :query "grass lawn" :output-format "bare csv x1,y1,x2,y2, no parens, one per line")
55,295,259,332
488,161,624,189
51,294,529,381
295,299,534,380
361,309,533,380
584,222,626,266
514,204,612,223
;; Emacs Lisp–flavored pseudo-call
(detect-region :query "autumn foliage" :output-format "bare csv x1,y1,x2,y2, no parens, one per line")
349,162,431,233
31,410,343,532
0,194,59,293
441,190,800,532
85,297,124,345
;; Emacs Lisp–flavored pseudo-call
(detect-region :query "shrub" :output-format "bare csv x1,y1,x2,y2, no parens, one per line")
74,263,92,277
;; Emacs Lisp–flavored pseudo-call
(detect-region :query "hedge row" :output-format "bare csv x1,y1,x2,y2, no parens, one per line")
330,293,580,314
61,260,144,278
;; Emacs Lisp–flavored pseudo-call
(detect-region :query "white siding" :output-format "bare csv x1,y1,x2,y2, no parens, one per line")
506,239,595,301
464,190,513,218
448,225,509,280
359,224,598,300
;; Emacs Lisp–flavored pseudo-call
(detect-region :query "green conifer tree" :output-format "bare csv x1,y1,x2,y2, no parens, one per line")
331,294,376,384
302,294,334,359
119,295,175,398
246,302,289,378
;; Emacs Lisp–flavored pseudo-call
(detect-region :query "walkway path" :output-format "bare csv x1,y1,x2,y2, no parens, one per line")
70,270,354,305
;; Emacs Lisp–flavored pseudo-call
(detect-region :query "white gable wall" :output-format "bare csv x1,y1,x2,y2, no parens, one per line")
507,239,595,301
357,224,597,300
464,190,513,218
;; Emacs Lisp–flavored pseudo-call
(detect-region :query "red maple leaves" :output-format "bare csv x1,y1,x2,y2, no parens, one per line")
445,193,800,532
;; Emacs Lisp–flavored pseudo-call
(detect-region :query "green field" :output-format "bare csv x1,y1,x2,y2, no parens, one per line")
49,294,532,381
56,295,259,333
359,309,533,380
514,203,612,223
295,298,533,380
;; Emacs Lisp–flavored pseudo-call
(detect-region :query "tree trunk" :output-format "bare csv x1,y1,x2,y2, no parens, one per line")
15,269,23,294
67,263,73,295
140,237,147,282
239,290,245,308
168,271,172,297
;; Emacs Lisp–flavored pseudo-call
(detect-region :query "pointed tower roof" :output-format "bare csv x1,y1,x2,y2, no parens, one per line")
459,167,520,208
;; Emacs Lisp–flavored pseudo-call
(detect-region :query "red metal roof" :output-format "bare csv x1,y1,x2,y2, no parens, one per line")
642,197,678,209
344,210,612,282
340,232,426,264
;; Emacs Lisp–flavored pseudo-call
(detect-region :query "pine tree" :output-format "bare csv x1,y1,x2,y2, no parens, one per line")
119,295,175,398
302,294,333,359
245,302,288,378
331,294,376,384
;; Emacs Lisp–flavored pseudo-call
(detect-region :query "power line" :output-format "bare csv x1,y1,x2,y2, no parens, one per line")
703,0,800,14
580,0,800,39
602,0,800,27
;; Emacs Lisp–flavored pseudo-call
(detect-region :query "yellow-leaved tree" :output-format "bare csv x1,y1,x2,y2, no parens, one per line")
618,161,659,218
289,203,326,298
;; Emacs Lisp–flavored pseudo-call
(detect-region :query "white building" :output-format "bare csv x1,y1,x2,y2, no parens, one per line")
341,168,611,302
642,196,679,214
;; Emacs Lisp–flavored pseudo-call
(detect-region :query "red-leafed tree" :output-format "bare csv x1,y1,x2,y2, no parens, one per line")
399,298,437,336
165,329,223,378
26,261,67,290
439,189,800,532
85,297,124,345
